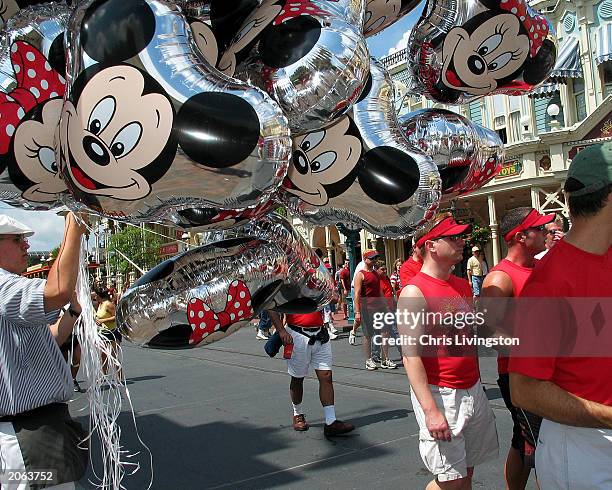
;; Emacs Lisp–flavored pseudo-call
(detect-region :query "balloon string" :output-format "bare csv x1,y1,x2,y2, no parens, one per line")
75,235,153,490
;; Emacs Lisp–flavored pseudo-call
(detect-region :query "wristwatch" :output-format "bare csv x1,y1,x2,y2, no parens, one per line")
66,303,82,317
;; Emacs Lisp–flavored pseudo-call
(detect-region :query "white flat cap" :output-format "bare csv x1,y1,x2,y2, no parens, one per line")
0,215,34,237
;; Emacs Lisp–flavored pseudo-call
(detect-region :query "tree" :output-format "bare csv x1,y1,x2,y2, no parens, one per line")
466,223,492,250
107,226,162,274
50,246,60,259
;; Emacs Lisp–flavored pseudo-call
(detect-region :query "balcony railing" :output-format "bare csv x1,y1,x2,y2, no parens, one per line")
380,48,407,70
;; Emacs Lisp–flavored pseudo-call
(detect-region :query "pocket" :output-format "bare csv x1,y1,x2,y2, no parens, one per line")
452,395,475,437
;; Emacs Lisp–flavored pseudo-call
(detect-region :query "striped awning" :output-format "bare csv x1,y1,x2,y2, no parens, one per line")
529,82,560,98
549,36,583,80
596,23,612,65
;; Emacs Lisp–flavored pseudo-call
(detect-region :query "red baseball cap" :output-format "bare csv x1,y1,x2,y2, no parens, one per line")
362,249,380,260
415,217,472,248
503,209,556,242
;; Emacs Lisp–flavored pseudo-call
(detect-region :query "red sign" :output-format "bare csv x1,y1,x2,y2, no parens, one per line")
568,115,612,159
160,243,179,256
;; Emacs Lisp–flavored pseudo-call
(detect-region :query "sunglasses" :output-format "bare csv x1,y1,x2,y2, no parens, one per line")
526,225,547,233
0,235,28,245
431,235,466,243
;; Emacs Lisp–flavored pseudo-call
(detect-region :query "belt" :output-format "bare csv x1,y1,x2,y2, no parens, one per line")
0,402,69,422
288,325,330,345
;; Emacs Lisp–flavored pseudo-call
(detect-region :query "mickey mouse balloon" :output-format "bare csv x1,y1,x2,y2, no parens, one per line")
363,0,421,37
117,237,287,348
399,109,504,197
407,0,557,103
280,59,441,237
0,2,69,210
221,0,370,134
58,0,291,223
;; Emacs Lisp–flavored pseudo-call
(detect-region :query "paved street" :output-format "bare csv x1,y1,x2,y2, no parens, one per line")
70,318,538,489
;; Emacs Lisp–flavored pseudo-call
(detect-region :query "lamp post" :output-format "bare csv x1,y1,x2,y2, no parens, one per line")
547,103,561,131
336,223,361,325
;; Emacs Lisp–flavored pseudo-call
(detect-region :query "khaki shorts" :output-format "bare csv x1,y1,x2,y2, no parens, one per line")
410,381,499,482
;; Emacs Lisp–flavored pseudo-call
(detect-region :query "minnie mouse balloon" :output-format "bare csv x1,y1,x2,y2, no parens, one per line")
117,237,287,348
0,2,69,210
363,0,421,37
280,59,441,237
399,108,504,197
407,0,557,103
205,212,335,312
58,0,290,223
220,0,370,134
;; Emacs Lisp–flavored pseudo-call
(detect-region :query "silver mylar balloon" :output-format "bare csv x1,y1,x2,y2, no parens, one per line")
58,0,290,224
399,109,504,198
363,0,421,37
406,0,557,104
279,58,441,237
0,2,69,210
221,0,370,134
202,212,335,312
117,237,287,348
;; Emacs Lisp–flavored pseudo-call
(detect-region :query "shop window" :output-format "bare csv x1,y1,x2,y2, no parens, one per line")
603,62,612,98
573,78,587,121
509,111,521,142
496,127,508,143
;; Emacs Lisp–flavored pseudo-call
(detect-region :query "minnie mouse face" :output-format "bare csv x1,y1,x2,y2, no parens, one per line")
285,116,361,206
11,98,66,201
217,0,282,75
441,12,528,95
61,65,174,200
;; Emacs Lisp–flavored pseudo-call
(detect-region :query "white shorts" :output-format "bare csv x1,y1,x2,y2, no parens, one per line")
286,328,332,378
536,419,612,490
410,381,499,482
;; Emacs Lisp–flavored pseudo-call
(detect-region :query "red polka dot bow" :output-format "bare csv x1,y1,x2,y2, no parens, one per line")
498,0,549,56
274,0,331,25
0,41,66,154
187,280,254,345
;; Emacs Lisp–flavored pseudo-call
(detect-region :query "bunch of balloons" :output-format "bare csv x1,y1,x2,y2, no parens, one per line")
0,0,557,346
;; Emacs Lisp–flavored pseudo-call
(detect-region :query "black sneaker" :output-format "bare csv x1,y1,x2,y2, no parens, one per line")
73,380,84,393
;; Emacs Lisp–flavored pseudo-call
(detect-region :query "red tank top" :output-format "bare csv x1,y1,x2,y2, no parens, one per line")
360,269,381,297
286,311,324,328
408,272,480,389
490,259,533,374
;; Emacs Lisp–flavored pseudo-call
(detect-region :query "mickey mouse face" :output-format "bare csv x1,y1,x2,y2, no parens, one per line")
286,116,361,206
189,20,219,67
441,12,528,95
62,65,174,200
364,0,401,35
218,0,282,75
10,98,66,202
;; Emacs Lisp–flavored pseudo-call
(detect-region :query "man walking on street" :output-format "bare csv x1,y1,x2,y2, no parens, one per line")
338,261,350,322
399,240,423,287
353,250,396,370
466,246,486,299
269,309,355,436
0,213,89,489
481,206,555,489
399,213,499,489
510,143,612,490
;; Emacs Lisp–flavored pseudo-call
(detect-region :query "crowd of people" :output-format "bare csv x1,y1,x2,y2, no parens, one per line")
0,143,610,488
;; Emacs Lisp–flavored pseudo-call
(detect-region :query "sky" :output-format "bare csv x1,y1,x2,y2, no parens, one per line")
0,8,425,251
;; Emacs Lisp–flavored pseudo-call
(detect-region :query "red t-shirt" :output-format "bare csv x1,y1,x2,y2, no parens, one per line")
408,272,480,389
489,259,533,375
339,267,350,288
509,240,612,406
286,311,324,328
400,257,422,287
379,276,394,298
360,269,381,297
